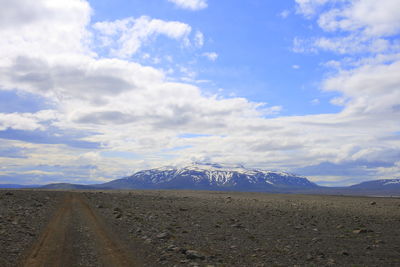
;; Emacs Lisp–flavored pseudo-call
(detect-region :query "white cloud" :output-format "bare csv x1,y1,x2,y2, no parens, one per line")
290,0,400,183
294,0,400,55
314,36,392,54
295,0,331,17
0,0,399,185
292,64,300,69
323,60,400,116
167,0,208,10
0,110,57,131
279,10,290,19
194,31,204,47
310,98,320,105
317,0,400,37
93,16,192,58
0,0,92,60
202,52,218,61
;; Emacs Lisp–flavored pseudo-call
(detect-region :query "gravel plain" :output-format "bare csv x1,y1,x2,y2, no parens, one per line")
0,190,64,267
1,189,400,266
87,190,400,266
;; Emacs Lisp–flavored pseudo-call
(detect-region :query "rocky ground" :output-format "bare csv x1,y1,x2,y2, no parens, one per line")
1,189,399,266
86,190,400,267
0,190,64,267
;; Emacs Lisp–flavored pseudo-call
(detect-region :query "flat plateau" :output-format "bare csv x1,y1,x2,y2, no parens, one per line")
1,190,399,266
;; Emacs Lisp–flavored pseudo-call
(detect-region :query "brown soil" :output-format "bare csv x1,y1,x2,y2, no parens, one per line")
1,190,400,266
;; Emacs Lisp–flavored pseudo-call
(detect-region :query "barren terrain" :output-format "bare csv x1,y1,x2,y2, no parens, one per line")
1,189,399,266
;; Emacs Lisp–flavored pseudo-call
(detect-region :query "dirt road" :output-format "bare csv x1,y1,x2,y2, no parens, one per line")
21,193,139,267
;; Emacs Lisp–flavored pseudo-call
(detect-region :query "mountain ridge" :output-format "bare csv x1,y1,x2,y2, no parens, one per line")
2,163,399,196
98,163,317,191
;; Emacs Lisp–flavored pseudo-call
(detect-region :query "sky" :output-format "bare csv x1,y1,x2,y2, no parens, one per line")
0,0,399,186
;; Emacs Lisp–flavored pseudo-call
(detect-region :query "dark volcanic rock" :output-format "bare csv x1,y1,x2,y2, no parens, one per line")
85,190,400,266
0,190,64,267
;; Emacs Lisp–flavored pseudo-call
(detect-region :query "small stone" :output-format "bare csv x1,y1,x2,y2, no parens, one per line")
341,251,350,256
306,254,314,261
34,203,43,207
316,252,325,259
5,192,13,196
166,244,177,251
27,231,35,237
336,224,344,229
156,232,170,239
231,223,244,228
113,207,122,213
186,250,205,260
353,228,372,234
97,204,105,208
327,258,336,265
370,201,377,205
115,213,122,219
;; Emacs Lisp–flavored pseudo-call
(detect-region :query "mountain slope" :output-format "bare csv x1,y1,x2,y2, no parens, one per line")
349,178,400,190
99,163,318,191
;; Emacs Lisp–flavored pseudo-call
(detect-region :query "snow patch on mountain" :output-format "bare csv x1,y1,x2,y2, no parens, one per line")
383,179,400,186
110,162,317,190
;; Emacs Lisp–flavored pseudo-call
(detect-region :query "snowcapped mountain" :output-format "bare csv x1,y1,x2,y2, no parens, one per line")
33,164,399,196
99,163,318,191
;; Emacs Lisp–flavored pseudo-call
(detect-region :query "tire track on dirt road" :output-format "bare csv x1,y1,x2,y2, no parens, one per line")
21,193,139,267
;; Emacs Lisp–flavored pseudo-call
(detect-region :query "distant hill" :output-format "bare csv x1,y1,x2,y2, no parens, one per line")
349,178,400,190
0,184,40,189
40,183,97,190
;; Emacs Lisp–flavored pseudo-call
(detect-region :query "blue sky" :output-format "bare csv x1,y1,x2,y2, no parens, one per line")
90,0,341,116
0,0,399,186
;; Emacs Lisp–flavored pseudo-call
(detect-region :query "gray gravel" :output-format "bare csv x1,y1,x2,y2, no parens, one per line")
0,190,64,267
1,190,400,266
85,190,400,266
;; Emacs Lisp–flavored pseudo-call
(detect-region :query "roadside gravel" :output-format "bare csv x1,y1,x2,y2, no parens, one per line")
0,190,64,267
86,190,400,266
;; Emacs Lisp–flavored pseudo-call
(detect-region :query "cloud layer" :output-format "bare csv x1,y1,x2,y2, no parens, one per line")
0,0,399,185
